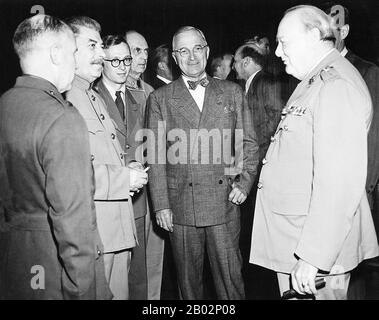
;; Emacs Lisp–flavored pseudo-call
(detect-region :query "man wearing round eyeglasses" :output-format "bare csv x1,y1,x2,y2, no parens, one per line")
95,34,150,300
147,26,259,299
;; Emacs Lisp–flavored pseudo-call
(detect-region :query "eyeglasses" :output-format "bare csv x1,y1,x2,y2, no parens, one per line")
104,56,133,68
173,44,208,58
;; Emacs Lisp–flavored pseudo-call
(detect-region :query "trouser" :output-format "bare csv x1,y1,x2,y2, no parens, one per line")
128,216,148,300
169,218,245,300
103,249,131,300
277,271,350,300
145,200,165,299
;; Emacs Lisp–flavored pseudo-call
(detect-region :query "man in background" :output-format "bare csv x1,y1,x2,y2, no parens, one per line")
150,43,176,89
125,30,165,300
210,53,233,80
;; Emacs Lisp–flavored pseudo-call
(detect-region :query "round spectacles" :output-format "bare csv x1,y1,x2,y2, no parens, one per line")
173,44,208,58
104,57,133,68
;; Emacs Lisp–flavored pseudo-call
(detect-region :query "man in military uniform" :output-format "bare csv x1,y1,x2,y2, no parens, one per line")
0,14,110,299
66,17,148,300
249,5,379,299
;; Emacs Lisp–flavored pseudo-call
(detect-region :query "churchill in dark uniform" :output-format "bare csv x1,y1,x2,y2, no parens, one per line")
0,15,111,299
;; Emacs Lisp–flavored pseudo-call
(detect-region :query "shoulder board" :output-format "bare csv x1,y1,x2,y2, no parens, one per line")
319,66,340,82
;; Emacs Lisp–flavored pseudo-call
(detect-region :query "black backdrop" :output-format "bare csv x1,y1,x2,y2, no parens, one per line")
0,0,378,93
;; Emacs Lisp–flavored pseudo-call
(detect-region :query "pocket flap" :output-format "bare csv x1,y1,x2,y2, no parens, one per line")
271,192,310,216
86,119,104,134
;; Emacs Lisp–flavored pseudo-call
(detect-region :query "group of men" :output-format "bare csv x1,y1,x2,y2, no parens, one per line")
0,2,379,300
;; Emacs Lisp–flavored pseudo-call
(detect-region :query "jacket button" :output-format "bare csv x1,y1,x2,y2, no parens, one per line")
125,144,130,149
91,154,95,161
189,182,193,187
219,179,223,184
91,95,96,101
257,182,263,189
283,125,289,131
111,133,115,140
100,114,105,120
270,136,276,142
262,158,268,165
120,153,124,159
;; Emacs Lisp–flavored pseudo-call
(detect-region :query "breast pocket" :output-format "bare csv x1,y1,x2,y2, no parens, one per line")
85,119,106,163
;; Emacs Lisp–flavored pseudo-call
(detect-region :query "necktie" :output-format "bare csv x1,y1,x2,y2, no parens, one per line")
115,90,125,122
187,77,209,90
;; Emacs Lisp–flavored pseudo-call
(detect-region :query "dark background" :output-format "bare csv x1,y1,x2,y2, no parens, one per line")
0,0,378,94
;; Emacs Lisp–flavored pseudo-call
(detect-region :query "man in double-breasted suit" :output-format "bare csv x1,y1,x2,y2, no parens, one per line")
147,26,259,299
323,2,379,299
66,17,148,300
0,15,111,300
94,34,149,300
249,6,379,300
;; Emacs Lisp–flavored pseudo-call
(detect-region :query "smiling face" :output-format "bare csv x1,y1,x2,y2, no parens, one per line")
275,13,315,80
74,26,105,83
103,42,131,85
172,29,209,80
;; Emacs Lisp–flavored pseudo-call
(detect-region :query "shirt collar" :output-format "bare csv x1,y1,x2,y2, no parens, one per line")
341,47,348,57
182,73,208,90
101,77,125,100
156,74,172,84
245,69,261,94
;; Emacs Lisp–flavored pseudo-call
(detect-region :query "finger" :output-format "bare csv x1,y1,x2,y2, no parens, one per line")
291,273,304,295
161,216,170,232
237,192,246,204
231,191,240,204
301,282,312,295
228,189,237,202
309,278,317,296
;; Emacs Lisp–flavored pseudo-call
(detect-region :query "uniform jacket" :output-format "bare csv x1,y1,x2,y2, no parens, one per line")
146,76,259,226
246,70,284,161
126,78,154,119
94,79,147,220
250,49,379,274
66,76,137,253
0,75,111,299
345,50,379,236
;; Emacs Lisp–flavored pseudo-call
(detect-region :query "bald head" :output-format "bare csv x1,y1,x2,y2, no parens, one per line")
275,5,335,80
13,14,77,92
125,30,149,78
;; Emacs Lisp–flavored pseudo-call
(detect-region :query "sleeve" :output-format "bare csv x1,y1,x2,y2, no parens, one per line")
146,92,171,212
40,109,96,299
233,85,260,195
295,78,369,271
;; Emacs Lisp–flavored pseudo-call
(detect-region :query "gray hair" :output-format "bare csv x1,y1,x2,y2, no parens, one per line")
285,5,336,43
172,26,207,49
13,14,71,58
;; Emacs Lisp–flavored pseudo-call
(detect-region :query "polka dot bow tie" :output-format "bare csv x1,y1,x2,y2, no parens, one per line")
187,77,209,90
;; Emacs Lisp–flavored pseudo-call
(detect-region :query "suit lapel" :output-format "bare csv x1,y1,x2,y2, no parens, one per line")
169,77,201,128
199,76,223,128
96,80,127,138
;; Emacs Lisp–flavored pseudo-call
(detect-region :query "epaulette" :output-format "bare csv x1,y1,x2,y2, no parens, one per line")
308,66,340,86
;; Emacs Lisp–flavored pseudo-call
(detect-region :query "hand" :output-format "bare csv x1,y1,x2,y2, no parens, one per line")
291,259,319,296
156,209,173,232
130,166,148,191
228,183,247,205
128,161,144,170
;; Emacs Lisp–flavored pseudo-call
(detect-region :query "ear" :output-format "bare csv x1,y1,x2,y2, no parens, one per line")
243,56,251,68
205,46,210,60
340,24,350,40
50,43,61,66
172,52,178,65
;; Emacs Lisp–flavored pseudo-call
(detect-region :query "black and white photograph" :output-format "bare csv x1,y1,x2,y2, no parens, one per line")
0,0,379,306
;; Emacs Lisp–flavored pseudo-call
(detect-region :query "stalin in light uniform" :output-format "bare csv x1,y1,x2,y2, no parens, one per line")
249,5,379,300
66,17,148,300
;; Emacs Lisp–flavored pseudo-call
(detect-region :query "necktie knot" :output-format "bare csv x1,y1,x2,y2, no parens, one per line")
187,77,209,90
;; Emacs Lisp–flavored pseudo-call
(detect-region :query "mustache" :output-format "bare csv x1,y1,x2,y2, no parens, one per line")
91,59,103,65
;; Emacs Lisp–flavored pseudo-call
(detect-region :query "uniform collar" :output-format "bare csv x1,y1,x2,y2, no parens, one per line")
72,75,92,90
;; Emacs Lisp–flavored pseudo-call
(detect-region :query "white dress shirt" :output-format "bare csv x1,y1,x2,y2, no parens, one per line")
182,75,206,111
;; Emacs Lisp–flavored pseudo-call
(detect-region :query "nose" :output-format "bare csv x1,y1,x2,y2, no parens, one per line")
275,42,282,58
119,62,126,70
97,46,106,60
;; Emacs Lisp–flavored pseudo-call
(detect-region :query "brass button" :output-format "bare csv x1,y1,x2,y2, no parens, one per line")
111,133,115,140
257,182,263,189
100,114,105,120
270,136,276,142
120,153,124,159
283,125,289,131
125,144,130,149
91,154,95,161
91,95,96,101
262,158,268,165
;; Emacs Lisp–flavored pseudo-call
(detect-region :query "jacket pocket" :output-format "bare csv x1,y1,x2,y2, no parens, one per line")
86,119,105,135
270,192,310,216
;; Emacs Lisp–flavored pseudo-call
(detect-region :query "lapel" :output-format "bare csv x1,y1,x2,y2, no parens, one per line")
124,88,142,134
95,79,127,138
199,76,224,128
169,77,202,128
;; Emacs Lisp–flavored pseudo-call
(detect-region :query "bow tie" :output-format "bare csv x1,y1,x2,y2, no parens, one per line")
187,77,209,90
